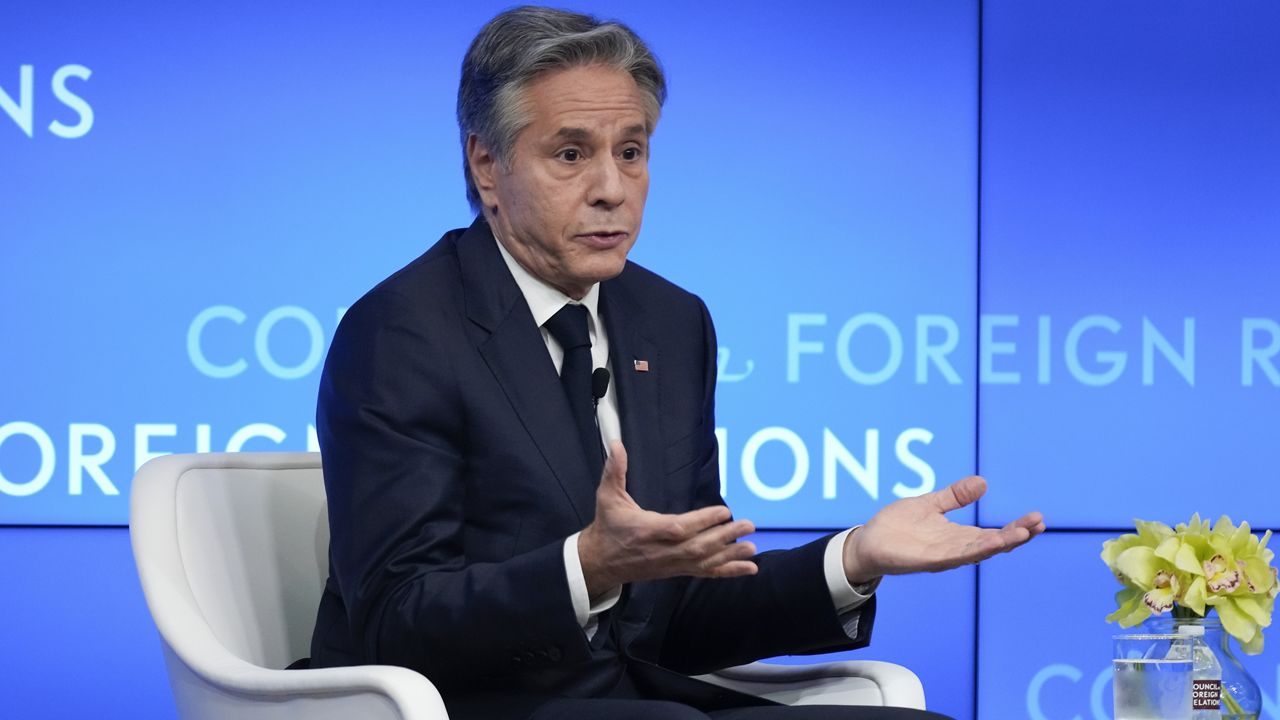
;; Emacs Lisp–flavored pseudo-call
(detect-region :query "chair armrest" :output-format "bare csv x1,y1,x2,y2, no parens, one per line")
697,660,926,709
161,641,449,720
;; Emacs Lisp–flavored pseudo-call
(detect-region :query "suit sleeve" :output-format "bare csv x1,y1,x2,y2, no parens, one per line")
656,298,875,674
317,288,590,688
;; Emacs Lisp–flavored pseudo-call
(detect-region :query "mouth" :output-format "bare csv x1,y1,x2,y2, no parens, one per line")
575,231,630,249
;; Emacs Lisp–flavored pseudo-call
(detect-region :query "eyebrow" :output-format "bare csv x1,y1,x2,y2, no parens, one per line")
554,127,592,142
553,125,650,142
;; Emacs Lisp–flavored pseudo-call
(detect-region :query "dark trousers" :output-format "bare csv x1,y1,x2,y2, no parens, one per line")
519,662,954,720
445,618,950,720
526,698,953,719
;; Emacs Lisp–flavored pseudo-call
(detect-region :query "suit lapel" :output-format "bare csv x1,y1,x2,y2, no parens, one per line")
458,219,596,524
600,277,666,513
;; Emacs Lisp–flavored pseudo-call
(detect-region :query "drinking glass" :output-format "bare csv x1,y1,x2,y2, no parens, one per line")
1113,633,1194,720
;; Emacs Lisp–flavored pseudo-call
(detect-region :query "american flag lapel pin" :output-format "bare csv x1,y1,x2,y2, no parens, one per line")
633,359,650,373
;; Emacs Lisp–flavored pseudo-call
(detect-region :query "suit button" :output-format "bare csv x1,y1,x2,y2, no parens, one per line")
512,655,524,666
521,651,536,664
548,646,563,662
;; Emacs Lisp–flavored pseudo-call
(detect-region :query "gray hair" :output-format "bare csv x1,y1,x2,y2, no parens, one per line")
457,6,667,212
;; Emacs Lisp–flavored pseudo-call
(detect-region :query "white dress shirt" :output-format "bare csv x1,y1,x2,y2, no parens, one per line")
494,237,877,640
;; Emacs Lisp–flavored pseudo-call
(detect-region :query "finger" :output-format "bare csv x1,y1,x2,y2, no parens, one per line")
995,514,1047,553
999,513,1044,543
653,504,734,542
957,529,1008,563
701,559,759,579
931,475,988,514
952,524,1034,567
932,525,1024,570
694,539,757,571
995,524,1032,552
684,519,756,559
1012,511,1046,536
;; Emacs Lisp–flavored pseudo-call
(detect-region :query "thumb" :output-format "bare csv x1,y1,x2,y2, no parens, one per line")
600,441,629,494
931,475,987,514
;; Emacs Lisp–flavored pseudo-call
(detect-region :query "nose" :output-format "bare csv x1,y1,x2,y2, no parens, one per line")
586,155,626,209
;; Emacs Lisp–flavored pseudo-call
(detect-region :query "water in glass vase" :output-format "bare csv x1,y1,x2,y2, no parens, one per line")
1113,657,1194,720
1145,616,1262,720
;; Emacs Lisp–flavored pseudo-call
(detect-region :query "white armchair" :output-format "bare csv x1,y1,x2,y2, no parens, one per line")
130,452,926,719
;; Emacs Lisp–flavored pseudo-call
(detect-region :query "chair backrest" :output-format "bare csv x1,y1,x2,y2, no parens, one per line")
131,453,328,670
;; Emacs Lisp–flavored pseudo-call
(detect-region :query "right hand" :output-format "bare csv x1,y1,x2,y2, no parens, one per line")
577,441,758,599
841,475,1045,584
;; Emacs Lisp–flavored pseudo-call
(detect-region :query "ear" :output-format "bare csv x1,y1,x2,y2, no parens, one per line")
466,134,501,210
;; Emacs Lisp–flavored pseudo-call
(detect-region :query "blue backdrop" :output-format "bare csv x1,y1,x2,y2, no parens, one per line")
978,0,1280,530
2,1,1277,718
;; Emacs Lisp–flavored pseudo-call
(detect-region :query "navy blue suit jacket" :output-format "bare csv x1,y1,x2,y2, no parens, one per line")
310,218,873,715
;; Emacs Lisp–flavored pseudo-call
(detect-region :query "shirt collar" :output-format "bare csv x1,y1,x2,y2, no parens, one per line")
493,232,601,330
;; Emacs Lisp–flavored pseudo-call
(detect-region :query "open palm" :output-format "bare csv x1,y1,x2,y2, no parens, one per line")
843,476,1045,583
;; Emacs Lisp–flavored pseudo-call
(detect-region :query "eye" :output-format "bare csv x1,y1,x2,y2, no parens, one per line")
621,146,644,161
557,148,582,162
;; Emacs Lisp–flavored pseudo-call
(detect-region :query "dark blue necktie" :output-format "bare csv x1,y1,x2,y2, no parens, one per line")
544,304,604,482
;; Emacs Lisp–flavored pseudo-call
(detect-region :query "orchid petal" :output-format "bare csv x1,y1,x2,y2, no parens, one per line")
1208,536,1235,564
1213,515,1237,536
1155,536,1181,563
1143,586,1176,614
1182,576,1208,616
1230,521,1254,556
1203,553,1241,594
1214,597,1259,646
1174,542,1204,576
1241,630,1265,656
1136,519,1175,544
1102,535,1142,579
1207,569,1242,595
1241,558,1272,595
1120,600,1154,627
1106,588,1144,624
1235,596,1272,628
1117,546,1161,588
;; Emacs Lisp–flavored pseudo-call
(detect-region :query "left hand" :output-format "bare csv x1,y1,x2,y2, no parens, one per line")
842,475,1045,584
578,441,758,599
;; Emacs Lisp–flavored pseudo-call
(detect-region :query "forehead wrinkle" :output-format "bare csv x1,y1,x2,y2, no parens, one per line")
542,102,650,127
522,68,656,141
550,99,650,119
530,86,648,114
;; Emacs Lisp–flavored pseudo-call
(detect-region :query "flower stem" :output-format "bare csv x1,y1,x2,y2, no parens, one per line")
1223,690,1246,716
1171,604,1205,620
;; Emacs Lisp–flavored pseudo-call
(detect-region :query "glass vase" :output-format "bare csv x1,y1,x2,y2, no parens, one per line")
1145,615,1261,719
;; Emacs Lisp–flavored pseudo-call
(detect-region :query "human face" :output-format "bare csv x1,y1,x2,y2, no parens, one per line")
470,65,652,300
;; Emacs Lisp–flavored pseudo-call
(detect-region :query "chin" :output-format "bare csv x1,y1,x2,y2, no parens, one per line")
596,250,631,281
576,246,630,283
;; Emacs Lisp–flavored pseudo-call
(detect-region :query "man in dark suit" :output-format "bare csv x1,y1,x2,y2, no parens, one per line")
311,7,1044,719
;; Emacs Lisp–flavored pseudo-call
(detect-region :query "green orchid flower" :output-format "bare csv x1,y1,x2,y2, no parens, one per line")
1103,514,1278,655
1101,532,1145,583
1102,544,1180,626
